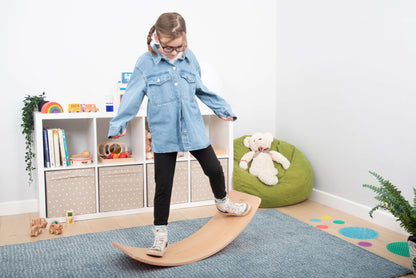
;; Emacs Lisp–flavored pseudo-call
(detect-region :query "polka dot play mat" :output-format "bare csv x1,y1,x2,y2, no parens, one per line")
387,242,410,257
338,227,379,239
308,215,407,256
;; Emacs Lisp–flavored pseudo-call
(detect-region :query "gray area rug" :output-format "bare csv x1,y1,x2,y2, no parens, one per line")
0,209,412,277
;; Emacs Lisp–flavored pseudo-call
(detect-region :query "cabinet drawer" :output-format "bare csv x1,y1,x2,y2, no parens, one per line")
191,158,228,202
45,168,96,218
98,165,144,212
146,161,188,207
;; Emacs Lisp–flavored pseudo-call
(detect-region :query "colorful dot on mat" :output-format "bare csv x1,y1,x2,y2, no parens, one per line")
310,218,321,223
339,227,379,239
333,220,345,224
358,241,373,247
321,215,332,220
387,242,410,257
316,225,329,229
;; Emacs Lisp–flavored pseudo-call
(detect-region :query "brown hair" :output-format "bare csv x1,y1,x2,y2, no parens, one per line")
147,12,187,56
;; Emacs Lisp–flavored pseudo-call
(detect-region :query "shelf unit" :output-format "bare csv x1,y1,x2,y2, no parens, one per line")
34,110,233,222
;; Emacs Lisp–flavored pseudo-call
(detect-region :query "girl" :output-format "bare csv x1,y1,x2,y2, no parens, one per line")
108,12,250,257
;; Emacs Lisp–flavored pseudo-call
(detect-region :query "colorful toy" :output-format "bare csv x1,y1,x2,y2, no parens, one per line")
68,103,83,113
49,220,63,235
97,141,134,163
84,104,99,112
122,72,132,83
68,104,99,113
66,210,74,224
40,102,64,113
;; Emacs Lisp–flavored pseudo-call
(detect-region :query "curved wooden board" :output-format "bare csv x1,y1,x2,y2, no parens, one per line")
112,190,261,266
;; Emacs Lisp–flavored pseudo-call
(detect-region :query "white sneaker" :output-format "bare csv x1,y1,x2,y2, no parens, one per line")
146,227,168,257
216,197,251,216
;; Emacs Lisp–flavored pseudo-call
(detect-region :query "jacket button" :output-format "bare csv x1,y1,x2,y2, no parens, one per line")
173,67,176,70
157,79,160,82
174,82,178,86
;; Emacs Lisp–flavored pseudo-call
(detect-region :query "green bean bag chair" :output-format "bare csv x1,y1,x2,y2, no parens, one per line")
233,135,313,208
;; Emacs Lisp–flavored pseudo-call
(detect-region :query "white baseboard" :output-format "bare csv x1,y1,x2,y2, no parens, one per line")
0,199,38,216
310,189,408,236
0,190,409,236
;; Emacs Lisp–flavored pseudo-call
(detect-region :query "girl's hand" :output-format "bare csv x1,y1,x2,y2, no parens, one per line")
220,116,234,121
111,129,127,139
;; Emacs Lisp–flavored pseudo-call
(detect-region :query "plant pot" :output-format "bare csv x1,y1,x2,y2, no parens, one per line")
408,236,416,273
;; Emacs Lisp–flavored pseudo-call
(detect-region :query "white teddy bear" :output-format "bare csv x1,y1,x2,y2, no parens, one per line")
239,133,291,186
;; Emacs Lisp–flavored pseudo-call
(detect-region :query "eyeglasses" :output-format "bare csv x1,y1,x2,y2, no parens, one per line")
159,41,185,54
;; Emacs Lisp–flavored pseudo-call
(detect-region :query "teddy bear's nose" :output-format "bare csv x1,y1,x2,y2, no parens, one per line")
258,138,262,140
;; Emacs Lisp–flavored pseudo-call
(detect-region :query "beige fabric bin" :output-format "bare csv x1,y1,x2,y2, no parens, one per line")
45,168,96,218
99,165,144,212
147,161,188,207
191,158,228,202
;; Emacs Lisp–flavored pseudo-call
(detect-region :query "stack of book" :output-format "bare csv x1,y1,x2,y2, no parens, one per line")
43,128,70,168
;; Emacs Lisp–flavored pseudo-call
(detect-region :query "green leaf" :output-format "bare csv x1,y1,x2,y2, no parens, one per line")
21,92,46,185
363,171,416,235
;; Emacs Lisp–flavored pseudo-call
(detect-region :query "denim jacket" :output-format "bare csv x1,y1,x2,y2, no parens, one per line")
108,46,237,153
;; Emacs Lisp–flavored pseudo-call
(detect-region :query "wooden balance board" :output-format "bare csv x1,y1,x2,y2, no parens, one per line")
112,190,261,267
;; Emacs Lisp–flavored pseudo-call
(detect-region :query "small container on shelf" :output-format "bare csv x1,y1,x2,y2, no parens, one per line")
97,141,135,164
69,150,92,166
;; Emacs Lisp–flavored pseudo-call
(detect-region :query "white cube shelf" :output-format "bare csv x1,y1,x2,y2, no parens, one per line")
34,110,233,221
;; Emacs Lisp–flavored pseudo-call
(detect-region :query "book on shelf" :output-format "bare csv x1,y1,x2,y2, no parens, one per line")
61,129,70,166
43,128,70,168
52,129,60,167
42,129,50,168
47,129,55,168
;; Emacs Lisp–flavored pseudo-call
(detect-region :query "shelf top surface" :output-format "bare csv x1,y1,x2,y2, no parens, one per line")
34,109,215,120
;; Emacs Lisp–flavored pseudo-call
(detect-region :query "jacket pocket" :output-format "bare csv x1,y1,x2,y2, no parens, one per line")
147,72,174,105
180,71,197,101
180,71,196,84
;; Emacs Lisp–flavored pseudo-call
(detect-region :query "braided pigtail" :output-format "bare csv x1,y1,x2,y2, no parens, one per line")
147,25,157,56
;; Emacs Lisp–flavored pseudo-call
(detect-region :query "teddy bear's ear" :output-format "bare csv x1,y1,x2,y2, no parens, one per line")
243,136,251,148
265,133,274,142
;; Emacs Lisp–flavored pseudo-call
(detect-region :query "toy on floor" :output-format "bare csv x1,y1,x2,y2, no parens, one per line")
30,225,42,237
66,210,74,224
239,132,290,186
49,221,63,235
30,218,47,237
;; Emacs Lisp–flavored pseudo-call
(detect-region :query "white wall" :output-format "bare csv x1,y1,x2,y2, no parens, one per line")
276,0,416,214
3,0,415,234
0,0,277,203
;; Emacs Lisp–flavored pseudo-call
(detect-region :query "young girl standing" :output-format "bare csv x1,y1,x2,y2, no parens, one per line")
108,12,250,257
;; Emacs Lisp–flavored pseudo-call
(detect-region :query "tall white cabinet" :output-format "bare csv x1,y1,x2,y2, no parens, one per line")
34,110,233,222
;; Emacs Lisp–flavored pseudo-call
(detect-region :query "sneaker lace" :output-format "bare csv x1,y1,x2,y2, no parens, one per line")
152,231,167,249
225,201,245,214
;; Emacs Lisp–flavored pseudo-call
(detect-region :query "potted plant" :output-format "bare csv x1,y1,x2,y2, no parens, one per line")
363,171,416,273
21,92,46,185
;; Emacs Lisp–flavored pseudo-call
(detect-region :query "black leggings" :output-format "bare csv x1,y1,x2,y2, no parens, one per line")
153,145,226,226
